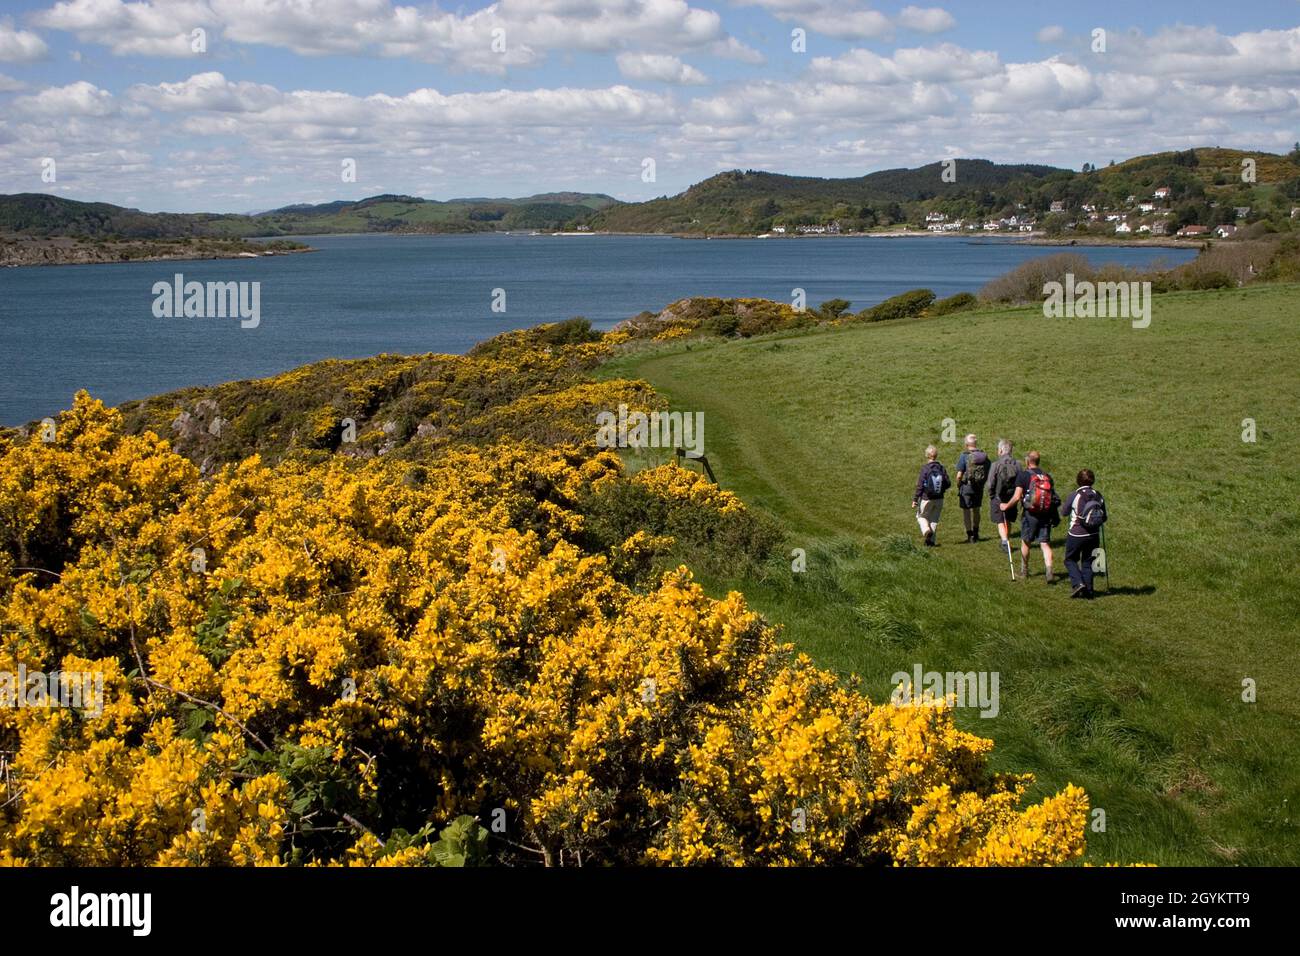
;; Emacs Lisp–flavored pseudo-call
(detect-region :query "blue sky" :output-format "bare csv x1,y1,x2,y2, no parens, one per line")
2,0,1298,212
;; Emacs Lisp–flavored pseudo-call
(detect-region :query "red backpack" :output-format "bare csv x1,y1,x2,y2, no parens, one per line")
1024,471,1054,515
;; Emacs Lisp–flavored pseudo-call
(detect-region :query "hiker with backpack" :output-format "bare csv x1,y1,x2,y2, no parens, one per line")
1001,450,1059,583
987,439,1022,568
1060,469,1107,599
911,444,951,547
955,434,990,543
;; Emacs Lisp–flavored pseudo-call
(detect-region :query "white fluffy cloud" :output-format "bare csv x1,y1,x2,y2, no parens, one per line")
127,72,680,129
4,10,1299,210
734,2,954,40
617,53,708,85
32,0,759,71
34,0,214,57
971,59,1098,112
809,43,1000,84
0,20,49,62
15,80,116,117
897,6,955,34
735,1,890,40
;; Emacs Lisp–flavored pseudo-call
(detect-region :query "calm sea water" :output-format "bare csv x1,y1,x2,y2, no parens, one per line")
0,234,1193,425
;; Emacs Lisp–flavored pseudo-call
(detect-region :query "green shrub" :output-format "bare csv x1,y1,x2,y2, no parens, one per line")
858,288,936,322
930,292,978,315
1183,270,1234,290
817,298,853,320
701,312,741,337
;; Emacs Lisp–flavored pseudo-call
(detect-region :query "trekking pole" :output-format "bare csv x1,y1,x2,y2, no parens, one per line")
1005,521,1016,581
1100,524,1111,590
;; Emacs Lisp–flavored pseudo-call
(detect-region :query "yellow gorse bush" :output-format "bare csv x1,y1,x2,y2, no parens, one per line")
0,384,1088,867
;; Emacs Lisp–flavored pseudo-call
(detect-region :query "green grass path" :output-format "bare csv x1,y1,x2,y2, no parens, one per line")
600,283,1300,865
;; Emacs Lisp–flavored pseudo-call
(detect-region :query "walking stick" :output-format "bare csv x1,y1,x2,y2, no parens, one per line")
1003,507,1016,580
1100,524,1111,590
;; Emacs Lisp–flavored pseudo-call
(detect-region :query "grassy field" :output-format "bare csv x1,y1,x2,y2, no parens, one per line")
599,283,1300,865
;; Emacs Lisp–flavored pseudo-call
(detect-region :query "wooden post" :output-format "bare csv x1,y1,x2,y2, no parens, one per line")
675,447,717,484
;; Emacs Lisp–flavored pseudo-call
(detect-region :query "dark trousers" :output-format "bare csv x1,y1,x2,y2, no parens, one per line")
1064,533,1099,592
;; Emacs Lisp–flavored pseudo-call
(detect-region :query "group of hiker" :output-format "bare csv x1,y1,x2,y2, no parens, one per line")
910,436,1108,599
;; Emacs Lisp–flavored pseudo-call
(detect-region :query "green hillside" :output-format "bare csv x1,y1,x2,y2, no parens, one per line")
591,148,1300,235
590,160,1065,233
0,191,621,240
598,283,1300,865
7,147,1299,242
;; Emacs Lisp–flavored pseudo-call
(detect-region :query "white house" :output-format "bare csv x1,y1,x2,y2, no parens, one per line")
1049,201,1066,213
925,211,946,223
1215,224,1238,238
1138,202,1156,213
771,225,786,234
1115,221,1132,234
1154,186,1172,200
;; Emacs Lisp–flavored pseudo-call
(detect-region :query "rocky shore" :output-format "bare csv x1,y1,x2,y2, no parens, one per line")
1,235,311,267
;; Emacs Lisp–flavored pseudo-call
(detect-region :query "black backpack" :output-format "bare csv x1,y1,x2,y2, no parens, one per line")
1073,487,1107,531
925,462,946,497
965,449,989,486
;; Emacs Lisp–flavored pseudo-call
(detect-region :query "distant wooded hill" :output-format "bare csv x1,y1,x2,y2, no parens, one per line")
5,147,1298,240
0,191,620,239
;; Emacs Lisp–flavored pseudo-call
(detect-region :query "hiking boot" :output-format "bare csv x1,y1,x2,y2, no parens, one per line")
971,531,980,543
1070,584,1087,599
1045,570,1055,585
924,530,935,547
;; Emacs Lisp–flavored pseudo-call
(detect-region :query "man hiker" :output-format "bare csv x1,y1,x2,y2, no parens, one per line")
1002,450,1059,583
1060,468,1107,599
955,434,990,543
911,444,951,547
987,439,1022,565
